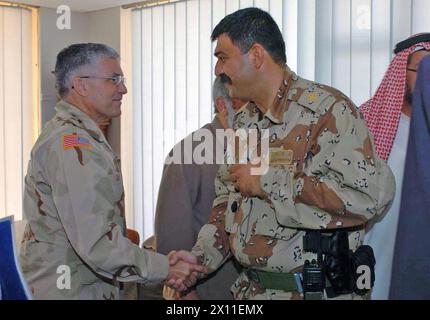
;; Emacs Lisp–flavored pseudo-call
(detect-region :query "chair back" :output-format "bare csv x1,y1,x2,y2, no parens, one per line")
0,216,32,300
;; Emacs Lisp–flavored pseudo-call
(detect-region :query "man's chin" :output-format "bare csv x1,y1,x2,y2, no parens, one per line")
110,104,122,118
112,110,122,118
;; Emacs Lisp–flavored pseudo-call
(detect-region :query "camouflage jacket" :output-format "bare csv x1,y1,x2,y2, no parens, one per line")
20,100,168,300
192,66,395,300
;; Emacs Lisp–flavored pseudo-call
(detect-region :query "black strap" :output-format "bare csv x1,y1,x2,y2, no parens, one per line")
394,33,430,54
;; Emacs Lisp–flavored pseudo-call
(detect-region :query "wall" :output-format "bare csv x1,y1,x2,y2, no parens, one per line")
39,7,89,124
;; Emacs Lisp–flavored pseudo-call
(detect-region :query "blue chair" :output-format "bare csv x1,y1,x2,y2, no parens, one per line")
0,216,32,300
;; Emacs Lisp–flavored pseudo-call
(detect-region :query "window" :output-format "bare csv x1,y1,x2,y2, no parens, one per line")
0,2,39,221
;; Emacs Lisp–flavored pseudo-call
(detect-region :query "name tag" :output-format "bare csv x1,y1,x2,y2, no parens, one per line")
269,147,293,165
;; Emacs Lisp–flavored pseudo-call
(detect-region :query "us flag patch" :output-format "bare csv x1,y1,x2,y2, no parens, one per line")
63,134,92,150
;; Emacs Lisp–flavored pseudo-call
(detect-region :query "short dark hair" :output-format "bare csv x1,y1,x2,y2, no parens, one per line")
54,43,119,98
211,7,286,65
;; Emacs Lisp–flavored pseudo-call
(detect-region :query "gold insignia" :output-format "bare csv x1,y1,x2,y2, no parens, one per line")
307,92,318,103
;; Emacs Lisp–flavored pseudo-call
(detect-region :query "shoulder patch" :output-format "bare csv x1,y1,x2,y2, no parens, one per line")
63,134,92,150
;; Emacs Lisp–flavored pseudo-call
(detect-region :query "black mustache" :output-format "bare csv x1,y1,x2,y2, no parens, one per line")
219,73,232,85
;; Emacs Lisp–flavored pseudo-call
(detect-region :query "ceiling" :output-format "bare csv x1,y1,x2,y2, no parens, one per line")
12,0,138,12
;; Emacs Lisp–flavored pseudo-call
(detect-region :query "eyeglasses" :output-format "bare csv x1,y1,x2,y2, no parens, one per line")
407,67,418,73
79,75,126,86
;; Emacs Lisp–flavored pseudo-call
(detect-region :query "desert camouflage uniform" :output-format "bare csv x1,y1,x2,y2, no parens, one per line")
192,66,395,300
20,100,168,300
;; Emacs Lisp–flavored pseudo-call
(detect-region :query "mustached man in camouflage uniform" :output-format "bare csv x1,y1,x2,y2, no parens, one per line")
168,8,395,300
19,43,205,299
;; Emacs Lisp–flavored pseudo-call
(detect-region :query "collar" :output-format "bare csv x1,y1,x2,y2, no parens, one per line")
263,64,296,124
236,101,250,114
55,100,108,145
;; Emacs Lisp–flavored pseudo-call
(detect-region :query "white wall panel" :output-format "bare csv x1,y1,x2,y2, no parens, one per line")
315,0,333,85
332,0,351,96
370,0,391,95
164,4,176,159
4,7,22,220
0,6,37,221
297,0,316,80
212,0,226,86
269,0,283,35
186,0,199,135
351,0,371,106
283,0,298,72
199,0,212,125
255,0,269,11
131,9,143,235
0,7,5,217
226,0,239,14
412,0,430,35
175,2,187,143
141,9,154,239
152,6,164,224
240,0,254,9
391,0,412,50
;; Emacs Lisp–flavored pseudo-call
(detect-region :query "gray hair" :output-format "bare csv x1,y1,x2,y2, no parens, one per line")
212,76,232,113
54,43,119,98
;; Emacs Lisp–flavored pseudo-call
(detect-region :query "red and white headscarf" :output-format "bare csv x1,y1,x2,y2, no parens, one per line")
360,36,430,161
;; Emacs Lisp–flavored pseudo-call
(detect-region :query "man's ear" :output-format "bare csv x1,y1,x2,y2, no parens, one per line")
215,96,227,114
249,43,265,69
70,77,88,97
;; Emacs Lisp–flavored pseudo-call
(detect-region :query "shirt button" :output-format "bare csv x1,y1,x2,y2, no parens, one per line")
231,201,238,213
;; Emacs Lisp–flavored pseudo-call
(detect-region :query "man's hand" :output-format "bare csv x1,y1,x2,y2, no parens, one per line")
229,163,265,197
165,250,207,292
168,250,198,265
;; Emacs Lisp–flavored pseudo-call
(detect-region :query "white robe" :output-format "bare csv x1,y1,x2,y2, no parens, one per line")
364,113,410,300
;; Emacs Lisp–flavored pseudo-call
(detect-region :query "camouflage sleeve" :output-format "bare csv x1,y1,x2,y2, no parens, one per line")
45,130,169,284
191,164,232,274
260,98,396,230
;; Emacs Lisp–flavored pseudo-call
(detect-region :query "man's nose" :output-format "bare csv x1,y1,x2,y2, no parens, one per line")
118,82,128,94
215,60,223,76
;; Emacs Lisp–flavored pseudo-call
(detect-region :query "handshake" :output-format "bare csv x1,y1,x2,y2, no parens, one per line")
165,250,208,292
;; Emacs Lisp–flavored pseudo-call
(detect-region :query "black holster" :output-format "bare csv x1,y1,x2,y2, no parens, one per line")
302,230,375,298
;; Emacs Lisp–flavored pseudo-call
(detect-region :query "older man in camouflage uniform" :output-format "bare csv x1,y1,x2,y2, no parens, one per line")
19,43,204,299
169,8,395,300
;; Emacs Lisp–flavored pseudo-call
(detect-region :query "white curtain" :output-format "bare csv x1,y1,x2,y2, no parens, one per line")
128,0,430,241
0,5,38,221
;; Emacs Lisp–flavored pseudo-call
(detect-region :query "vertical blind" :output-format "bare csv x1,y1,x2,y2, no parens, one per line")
129,0,430,241
0,4,39,221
